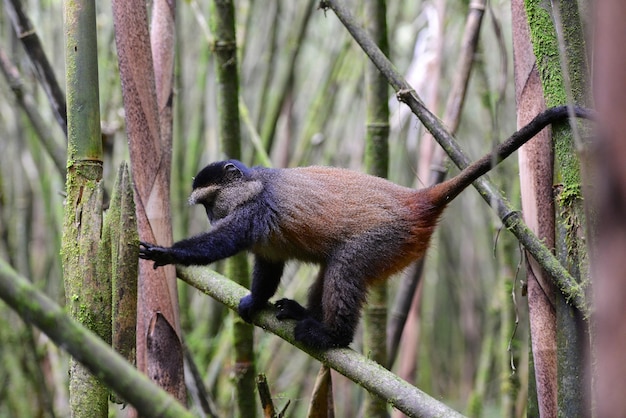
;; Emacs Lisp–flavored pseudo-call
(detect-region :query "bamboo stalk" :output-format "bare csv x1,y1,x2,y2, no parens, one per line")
592,3,626,415
523,1,591,414
62,0,108,414
362,0,390,416
511,1,558,415
208,0,256,415
111,0,186,404
388,0,486,368
105,162,138,391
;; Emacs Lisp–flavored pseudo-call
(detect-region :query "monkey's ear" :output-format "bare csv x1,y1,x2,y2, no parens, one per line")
223,162,243,178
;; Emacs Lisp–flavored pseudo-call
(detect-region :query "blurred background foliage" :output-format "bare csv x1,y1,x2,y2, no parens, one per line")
0,0,528,416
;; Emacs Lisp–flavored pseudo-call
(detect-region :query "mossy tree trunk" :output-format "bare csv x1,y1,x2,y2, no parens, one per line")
208,1,256,416
523,1,591,416
61,0,108,415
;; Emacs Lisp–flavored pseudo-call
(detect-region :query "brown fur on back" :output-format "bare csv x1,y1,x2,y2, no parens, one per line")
263,166,446,270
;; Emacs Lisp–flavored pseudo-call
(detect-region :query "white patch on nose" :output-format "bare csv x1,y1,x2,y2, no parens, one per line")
188,185,219,206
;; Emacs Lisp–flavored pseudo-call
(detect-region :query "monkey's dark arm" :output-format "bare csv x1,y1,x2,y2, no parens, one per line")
139,217,254,269
238,256,285,322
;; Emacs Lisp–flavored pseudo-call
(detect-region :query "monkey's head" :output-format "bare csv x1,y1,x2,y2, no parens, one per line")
189,160,263,222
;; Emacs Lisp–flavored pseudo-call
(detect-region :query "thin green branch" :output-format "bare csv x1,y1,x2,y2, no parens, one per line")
208,1,256,415
259,0,316,154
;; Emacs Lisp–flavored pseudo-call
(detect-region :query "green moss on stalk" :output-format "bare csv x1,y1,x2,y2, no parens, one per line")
556,185,590,290
524,1,565,102
524,0,577,187
552,125,579,187
524,0,590,192
62,161,110,342
557,184,581,207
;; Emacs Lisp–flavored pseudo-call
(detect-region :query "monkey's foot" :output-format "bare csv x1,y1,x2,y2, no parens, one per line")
293,318,349,349
275,298,309,320
275,299,352,349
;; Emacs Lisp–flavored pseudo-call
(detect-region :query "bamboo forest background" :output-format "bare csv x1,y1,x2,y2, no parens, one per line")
0,0,559,416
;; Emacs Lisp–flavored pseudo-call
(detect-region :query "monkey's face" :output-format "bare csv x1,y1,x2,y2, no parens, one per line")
188,181,218,219
188,160,262,223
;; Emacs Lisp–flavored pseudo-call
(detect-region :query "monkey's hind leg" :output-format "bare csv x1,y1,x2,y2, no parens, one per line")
281,259,367,349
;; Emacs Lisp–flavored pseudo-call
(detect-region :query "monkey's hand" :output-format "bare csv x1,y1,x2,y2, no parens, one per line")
238,295,268,323
275,298,309,321
138,242,175,269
